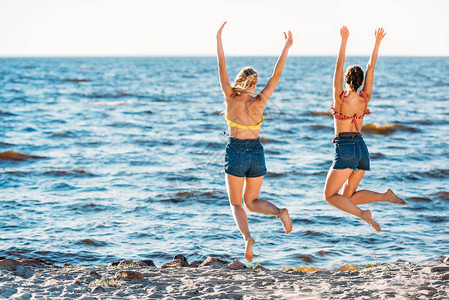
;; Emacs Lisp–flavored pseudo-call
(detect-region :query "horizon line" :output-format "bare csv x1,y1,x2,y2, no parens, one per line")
0,54,448,58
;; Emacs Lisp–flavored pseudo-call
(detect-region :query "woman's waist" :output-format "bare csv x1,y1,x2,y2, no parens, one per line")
227,135,263,150
332,131,365,143
227,126,261,138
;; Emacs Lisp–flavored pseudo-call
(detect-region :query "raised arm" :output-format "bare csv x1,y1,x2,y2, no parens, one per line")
257,31,293,102
333,26,349,101
362,28,386,101
216,22,233,99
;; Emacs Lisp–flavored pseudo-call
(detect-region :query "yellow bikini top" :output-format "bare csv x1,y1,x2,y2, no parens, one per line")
224,114,264,130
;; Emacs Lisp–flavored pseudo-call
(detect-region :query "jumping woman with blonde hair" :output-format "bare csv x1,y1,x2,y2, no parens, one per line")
324,26,405,232
216,21,293,261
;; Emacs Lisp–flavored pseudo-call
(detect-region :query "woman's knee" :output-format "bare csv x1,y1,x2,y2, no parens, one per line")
323,191,334,205
243,196,257,212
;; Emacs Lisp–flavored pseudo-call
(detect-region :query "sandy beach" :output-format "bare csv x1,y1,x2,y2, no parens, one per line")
1,256,448,299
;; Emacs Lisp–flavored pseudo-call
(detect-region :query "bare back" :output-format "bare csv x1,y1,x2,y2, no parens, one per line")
333,91,370,134
225,95,265,139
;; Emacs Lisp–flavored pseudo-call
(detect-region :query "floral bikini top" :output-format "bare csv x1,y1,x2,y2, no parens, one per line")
331,90,371,131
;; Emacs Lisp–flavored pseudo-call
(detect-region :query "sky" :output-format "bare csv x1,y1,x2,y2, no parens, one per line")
0,0,447,56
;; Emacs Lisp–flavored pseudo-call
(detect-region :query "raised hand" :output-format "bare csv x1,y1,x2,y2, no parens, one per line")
283,30,293,49
374,27,386,42
217,21,227,40
340,26,349,40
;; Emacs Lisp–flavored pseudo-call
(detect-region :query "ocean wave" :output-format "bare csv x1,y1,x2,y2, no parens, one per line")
370,152,386,159
410,169,449,179
434,191,449,201
303,230,326,237
156,190,227,204
426,216,447,223
84,92,136,99
311,125,332,130
0,110,15,116
362,123,418,135
51,131,76,138
75,239,107,247
260,137,280,144
61,78,90,82
43,168,95,177
0,151,44,161
406,197,432,202
307,111,332,117
265,172,285,178
93,100,126,106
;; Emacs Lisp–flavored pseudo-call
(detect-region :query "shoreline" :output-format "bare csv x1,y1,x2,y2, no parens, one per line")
1,256,448,299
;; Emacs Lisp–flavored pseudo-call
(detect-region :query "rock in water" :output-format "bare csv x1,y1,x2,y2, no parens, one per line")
141,260,156,267
113,271,143,280
0,259,21,270
228,260,246,270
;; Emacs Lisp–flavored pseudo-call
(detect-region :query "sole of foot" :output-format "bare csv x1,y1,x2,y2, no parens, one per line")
385,189,406,205
278,208,293,234
245,238,255,262
361,210,381,232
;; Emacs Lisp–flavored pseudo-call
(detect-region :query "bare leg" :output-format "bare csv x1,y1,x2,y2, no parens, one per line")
243,176,292,234
343,171,406,205
225,174,255,261
324,167,381,231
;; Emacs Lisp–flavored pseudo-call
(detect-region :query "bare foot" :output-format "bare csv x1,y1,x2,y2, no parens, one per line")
384,189,406,205
360,210,381,232
277,208,293,234
245,238,255,262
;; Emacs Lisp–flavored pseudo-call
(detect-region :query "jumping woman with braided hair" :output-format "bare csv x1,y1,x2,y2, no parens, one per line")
324,26,405,232
216,21,293,261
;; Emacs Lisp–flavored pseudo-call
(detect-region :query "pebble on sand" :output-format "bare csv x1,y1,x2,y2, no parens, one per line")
113,270,143,280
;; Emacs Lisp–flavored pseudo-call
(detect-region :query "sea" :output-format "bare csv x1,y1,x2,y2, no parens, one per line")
1,56,448,269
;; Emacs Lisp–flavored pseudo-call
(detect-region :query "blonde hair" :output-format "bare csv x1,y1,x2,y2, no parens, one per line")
231,67,258,96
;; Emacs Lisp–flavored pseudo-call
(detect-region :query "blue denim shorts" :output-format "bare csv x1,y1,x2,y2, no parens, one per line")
224,137,267,178
332,133,370,171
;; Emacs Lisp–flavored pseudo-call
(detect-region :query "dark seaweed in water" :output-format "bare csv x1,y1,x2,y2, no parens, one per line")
0,57,448,269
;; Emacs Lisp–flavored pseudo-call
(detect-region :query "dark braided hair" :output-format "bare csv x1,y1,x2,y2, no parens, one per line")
344,65,364,91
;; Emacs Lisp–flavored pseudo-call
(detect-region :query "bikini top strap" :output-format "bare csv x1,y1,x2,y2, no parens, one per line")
359,90,369,103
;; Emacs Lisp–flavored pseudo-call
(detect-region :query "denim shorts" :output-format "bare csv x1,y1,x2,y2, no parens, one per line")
332,133,370,171
224,137,267,178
